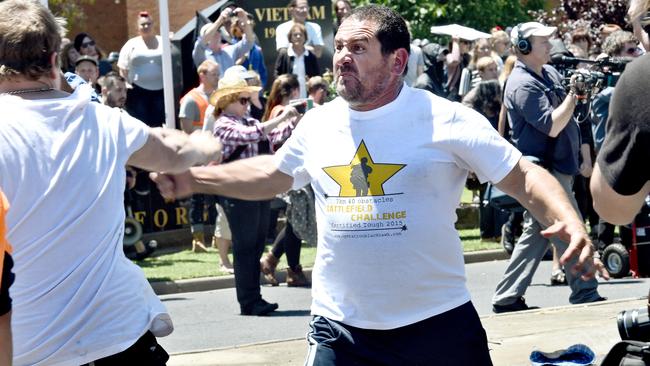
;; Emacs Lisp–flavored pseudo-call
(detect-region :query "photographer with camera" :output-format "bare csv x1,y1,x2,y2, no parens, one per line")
591,48,650,224
589,31,641,250
492,22,607,313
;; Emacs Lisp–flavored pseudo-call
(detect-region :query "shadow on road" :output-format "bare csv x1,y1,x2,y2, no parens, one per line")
270,310,311,317
530,278,644,288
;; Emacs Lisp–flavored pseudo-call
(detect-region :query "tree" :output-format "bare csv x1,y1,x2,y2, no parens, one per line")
530,0,628,48
352,0,545,40
49,0,95,31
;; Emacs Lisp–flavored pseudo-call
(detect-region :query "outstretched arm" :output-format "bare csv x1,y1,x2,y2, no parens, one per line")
127,128,222,174
151,154,294,201
495,158,608,280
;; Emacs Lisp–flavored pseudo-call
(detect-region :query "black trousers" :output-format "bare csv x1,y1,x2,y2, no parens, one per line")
271,222,302,270
189,194,217,228
82,331,168,365
478,183,509,238
125,84,165,128
306,301,492,366
219,197,271,310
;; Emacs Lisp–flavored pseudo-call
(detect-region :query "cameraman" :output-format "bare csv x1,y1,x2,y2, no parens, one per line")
492,22,605,313
590,31,641,243
591,49,650,223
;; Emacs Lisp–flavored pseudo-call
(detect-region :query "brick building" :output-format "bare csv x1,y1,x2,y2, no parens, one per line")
67,0,216,55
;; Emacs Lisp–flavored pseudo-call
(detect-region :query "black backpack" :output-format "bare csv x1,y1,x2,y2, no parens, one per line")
601,341,650,366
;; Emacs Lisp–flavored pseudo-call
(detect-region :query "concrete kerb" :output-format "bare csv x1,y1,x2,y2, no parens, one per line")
166,297,648,365
149,249,510,295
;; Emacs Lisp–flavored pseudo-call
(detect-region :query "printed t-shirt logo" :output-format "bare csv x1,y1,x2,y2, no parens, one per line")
323,140,406,197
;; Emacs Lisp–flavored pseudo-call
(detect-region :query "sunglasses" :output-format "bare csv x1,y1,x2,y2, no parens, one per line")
81,41,95,48
238,97,250,105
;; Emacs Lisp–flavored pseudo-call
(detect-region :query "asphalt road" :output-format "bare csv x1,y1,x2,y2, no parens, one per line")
157,259,650,354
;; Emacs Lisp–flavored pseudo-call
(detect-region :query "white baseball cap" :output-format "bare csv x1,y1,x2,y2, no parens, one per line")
511,22,557,45
223,65,256,80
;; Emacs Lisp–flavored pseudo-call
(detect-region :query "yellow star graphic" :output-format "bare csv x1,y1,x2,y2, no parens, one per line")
323,140,406,197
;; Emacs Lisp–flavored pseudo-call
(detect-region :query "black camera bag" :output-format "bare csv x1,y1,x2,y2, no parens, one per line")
601,340,650,366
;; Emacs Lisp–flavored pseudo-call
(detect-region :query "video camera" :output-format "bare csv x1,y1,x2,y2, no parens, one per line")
550,55,632,121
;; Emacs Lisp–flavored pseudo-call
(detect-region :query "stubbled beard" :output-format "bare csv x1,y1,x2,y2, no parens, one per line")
335,58,389,104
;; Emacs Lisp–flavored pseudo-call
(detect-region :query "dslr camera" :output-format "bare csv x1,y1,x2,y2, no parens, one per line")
617,289,650,341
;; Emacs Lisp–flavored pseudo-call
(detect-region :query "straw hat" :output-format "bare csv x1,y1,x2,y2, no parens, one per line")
209,72,262,106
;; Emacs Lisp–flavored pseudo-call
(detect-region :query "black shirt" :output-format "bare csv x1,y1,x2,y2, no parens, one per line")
597,53,650,195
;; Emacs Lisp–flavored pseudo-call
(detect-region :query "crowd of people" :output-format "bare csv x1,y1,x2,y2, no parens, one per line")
1,0,650,364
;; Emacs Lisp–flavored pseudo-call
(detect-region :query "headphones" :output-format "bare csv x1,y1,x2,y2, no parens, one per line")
515,24,532,55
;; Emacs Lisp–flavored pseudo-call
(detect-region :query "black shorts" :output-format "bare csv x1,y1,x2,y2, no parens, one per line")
0,252,14,316
305,301,493,366
81,331,169,366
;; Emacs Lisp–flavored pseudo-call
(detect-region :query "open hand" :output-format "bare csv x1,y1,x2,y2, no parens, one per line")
542,221,610,281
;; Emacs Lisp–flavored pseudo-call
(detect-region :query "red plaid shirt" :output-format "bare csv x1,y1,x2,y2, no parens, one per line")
213,113,294,161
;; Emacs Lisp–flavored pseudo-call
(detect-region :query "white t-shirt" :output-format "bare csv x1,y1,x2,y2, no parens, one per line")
117,36,163,90
275,20,324,50
288,46,308,98
274,85,521,330
0,85,172,366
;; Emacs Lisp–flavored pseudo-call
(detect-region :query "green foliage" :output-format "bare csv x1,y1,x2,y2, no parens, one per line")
49,0,94,32
352,0,545,40
140,229,498,282
530,0,628,48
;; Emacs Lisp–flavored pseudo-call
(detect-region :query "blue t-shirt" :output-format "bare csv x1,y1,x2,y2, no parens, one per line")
504,61,580,175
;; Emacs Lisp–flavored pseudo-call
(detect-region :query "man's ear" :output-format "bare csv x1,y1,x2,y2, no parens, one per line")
49,52,59,80
391,48,409,75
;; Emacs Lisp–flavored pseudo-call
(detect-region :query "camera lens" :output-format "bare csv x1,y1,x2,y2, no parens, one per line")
618,307,650,341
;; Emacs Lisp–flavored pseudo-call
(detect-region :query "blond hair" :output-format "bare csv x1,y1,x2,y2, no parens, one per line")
499,55,517,85
197,59,218,76
490,31,510,48
476,57,496,73
0,0,66,82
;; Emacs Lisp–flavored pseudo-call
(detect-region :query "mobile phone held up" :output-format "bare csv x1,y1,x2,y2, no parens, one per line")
289,98,314,114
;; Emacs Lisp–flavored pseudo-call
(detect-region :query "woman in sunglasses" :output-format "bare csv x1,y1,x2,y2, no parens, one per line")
73,32,112,76
210,72,300,316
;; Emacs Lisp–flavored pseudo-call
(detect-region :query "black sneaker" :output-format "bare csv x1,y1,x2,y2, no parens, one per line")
492,297,537,313
241,299,279,316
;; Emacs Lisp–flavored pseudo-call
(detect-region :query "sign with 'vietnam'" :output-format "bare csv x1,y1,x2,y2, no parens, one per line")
237,0,334,87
